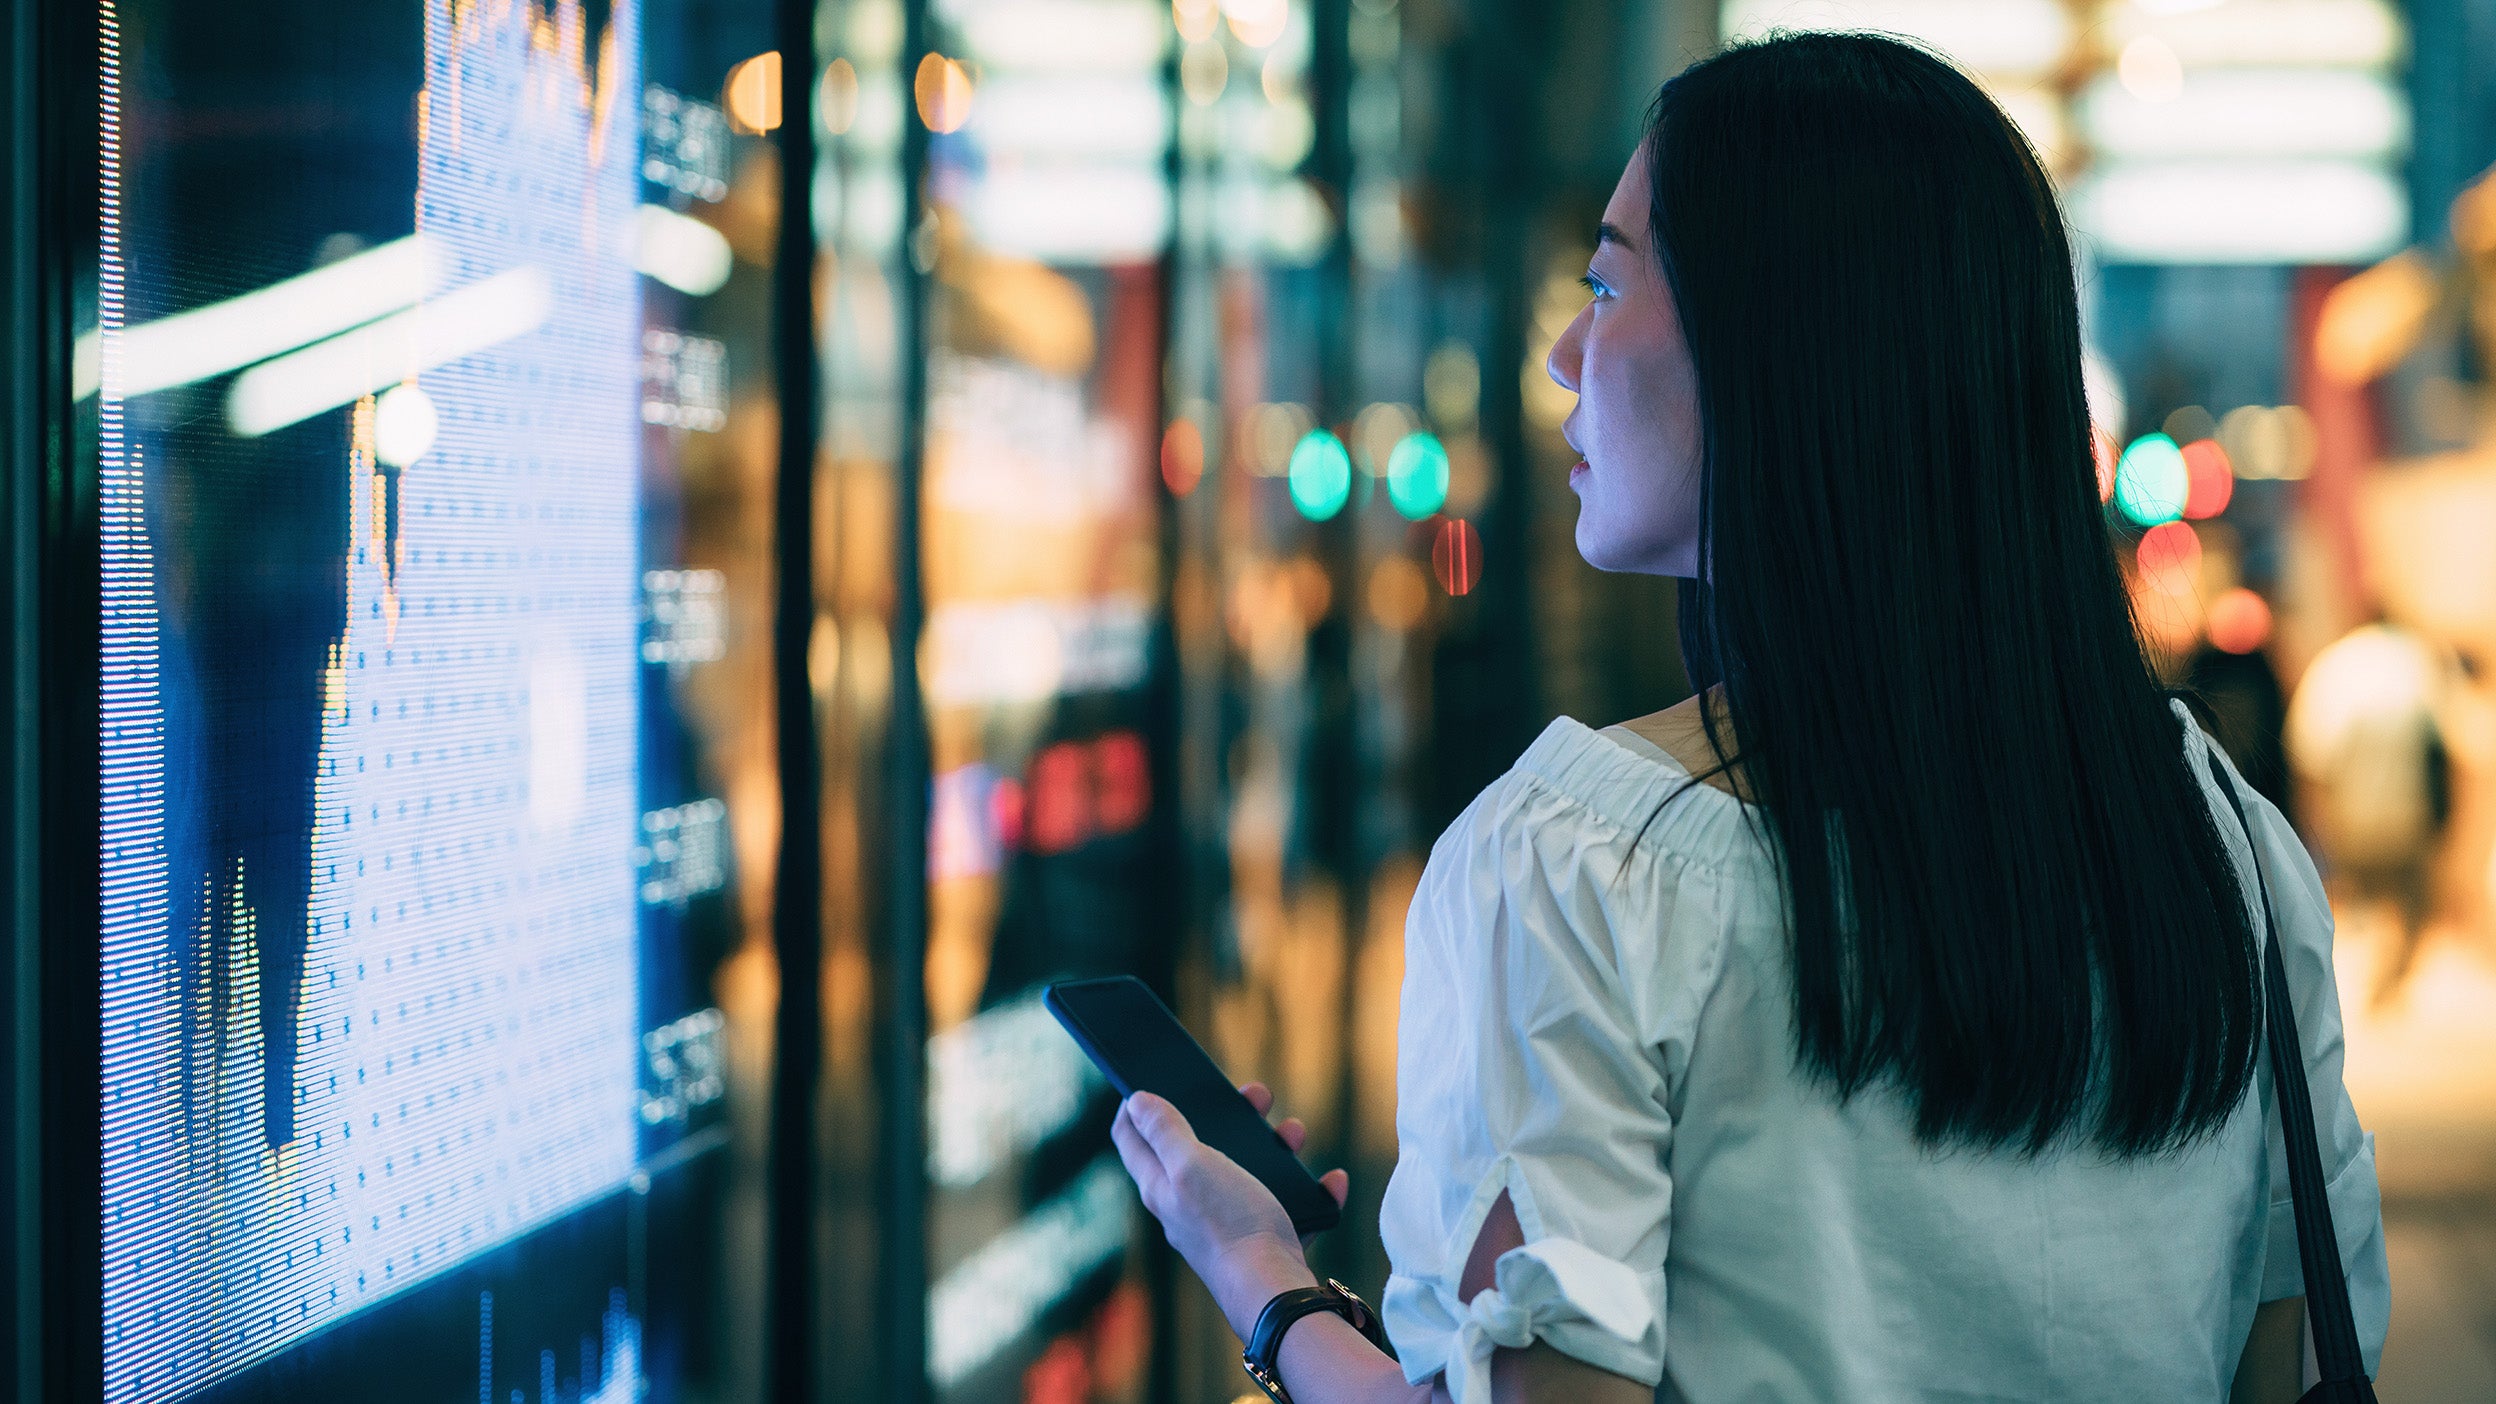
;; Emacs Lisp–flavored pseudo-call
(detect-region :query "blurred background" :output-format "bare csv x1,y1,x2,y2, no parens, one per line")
24,0,2496,1401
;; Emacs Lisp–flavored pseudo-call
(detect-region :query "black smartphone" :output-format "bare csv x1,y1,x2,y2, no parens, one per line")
1044,975,1342,1236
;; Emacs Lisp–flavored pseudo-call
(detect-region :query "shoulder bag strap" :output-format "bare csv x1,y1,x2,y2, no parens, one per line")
2197,742,2374,1396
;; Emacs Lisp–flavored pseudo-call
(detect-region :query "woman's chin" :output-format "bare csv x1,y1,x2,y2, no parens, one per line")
1574,518,1633,573
1575,519,1691,577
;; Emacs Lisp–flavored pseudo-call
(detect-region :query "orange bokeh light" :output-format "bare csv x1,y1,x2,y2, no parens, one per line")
723,51,782,134
915,53,974,134
2092,427,2117,504
2180,438,2233,519
1160,419,1204,497
1432,517,1481,596
2207,587,2273,655
2136,519,2201,584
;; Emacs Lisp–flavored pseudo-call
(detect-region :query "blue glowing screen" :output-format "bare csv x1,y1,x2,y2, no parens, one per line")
93,2,735,1400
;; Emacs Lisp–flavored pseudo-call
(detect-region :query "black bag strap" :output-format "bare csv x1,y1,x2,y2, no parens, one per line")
2196,741,2375,1398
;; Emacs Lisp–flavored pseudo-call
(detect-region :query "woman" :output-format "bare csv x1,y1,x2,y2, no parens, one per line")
1109,32,2389,1403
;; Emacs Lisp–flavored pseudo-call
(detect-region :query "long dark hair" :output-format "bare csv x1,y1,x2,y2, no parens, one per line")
1646,33,2261,1155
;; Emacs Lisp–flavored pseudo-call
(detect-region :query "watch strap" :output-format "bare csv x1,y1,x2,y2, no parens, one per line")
1242,1279,1390,1403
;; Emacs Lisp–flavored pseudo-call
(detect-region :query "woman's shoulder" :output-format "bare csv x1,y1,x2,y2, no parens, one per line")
1414,710,1769,960
1437,710,1756,867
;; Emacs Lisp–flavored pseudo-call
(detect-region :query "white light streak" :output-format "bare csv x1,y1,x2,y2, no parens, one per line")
926,1156,1134,1387
926,991,1104,1187
2081,68,2407,161
73,234,439,402
2076,159,2406,266
969,166,1172,263
957,0,1168,69
2103,0,2403,69
2070,160,2407,265
969,75,1171,161
224,266,552,437
1720,0,2074,79
923,596,1152,706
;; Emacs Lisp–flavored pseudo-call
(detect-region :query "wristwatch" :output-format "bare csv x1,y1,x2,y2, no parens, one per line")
1242,1278,1392,1404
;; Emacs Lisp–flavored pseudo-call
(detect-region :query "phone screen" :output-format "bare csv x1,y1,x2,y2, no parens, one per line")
1044,976,1342,1235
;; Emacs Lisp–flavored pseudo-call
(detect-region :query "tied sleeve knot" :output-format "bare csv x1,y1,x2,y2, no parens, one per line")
1446,1238,1654,1404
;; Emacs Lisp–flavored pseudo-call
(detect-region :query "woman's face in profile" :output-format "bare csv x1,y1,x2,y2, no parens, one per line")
1547,148,1704,577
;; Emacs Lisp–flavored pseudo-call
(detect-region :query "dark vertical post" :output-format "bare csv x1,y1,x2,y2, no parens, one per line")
0,0,40,1389
1141,33,1182,1404
878,0,934,1400
766,0,826,1399
1303,0,1371,1293
28,1,100,1398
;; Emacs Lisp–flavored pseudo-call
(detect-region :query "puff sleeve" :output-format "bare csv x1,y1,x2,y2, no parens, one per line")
1376,755,1721,1401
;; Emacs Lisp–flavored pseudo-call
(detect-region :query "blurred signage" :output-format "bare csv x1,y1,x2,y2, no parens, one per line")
940,0,1174,263
2069,0,2409,264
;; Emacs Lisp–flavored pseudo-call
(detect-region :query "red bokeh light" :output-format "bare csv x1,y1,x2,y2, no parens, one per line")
1094,730,1149,833
2135,520,2201,583
1026,743,1092,854
988,776,1026,851
1013,730,1152,856
1087,1282,1151,1397
1021,1333,1090,1404
2180,438,2233,520
1431,516,1481,596
1160,419,1204,497
2207,587,2273,655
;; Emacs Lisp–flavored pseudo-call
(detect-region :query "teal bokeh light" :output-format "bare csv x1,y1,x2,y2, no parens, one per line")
1385,432,1450,520
2114,433,2189,527
1288,429,1353,521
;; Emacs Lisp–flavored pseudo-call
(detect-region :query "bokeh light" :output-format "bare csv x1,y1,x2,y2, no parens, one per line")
724,50,782,134
373,382,438,467
915,54,974,134
819,57,860,135
1367,556,1429,631
1226,0,1290,48
1287,429,1352,520
1248,402,1313,476
1172,0,1219,44
1160,419,1204,497
2206,587,2274,655
2092,426,2117,503
2114,432,2189,525
2116,35,2183,105
2135,519,2201,584
1180,40,1227,106
1385,432,1449,520
2217,403,2319,480
1431,516,1481,596
2180,437,2233,519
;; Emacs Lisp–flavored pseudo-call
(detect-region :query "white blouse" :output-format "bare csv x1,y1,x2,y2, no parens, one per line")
1378,703,2389,1403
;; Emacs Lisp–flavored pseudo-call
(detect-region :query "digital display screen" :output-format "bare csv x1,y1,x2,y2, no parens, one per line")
91,2,745,1399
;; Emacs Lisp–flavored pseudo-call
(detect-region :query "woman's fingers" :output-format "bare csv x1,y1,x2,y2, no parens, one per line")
1320,1168,1350,1208
1277,1117,1306,1153
1123,1092,1200,1169
1240,1081,1273,1116
1110,1102,1168,1209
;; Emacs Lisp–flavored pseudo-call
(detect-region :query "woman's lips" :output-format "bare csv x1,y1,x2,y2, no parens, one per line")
1568,459,1589,483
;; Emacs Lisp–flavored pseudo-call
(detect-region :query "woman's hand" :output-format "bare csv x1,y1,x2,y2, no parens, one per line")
1111,1082,1352,1341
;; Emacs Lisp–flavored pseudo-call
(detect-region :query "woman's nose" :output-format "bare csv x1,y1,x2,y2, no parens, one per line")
1546,306,1586,394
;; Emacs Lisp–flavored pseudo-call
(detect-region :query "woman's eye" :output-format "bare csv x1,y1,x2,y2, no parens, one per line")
1579,273,1610,300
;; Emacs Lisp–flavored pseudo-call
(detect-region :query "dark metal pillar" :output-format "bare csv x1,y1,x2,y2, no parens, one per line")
877,0,935,1399
766,0,827,1397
